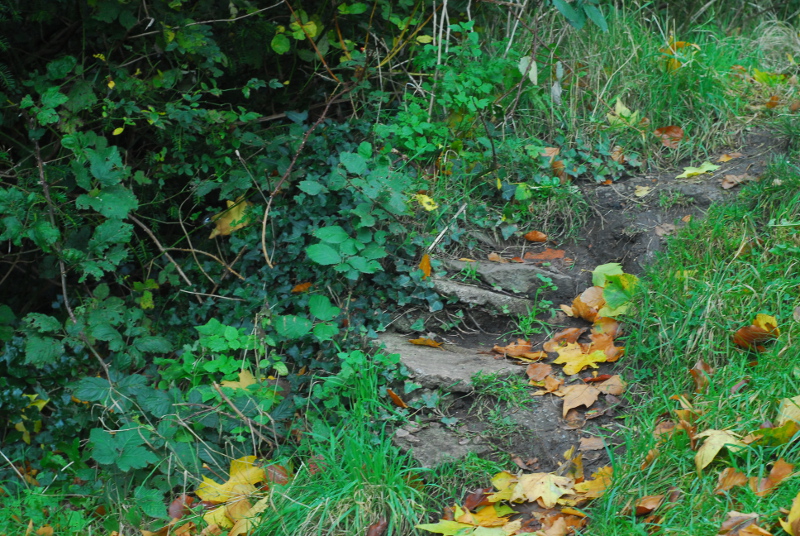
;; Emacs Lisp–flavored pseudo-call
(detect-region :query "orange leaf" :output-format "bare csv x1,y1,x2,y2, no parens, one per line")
748,458,794,497
493,338,533,357
765,96,781,109
633,495,664,516
523,248,565,262
543,327,587,352
487,252,508,263
733,326,776,350
640,449,659,470
291,282,312,293
526,363,553,381
419,254,432,279
654,126,684,148
168,494,195,520
560,383,600,417
717,152,744,163
524,230,548,242
714,468,748,495
690,359,713,393
409,337,443,348
611,145,625,164
387,388,409,409
571,286,605,323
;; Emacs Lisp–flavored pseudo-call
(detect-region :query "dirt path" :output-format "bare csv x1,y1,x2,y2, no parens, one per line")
379,129,788,476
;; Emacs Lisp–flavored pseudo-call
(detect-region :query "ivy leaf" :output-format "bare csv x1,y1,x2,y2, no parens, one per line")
307,243,341,265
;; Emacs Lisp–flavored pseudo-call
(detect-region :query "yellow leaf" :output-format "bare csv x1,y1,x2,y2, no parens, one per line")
781,489,800,535
753,314,780,336
209,197,252,239
221,371,257,391
107,79,115,89
195,456,266,503
228,496,270,536
112,127,124,136
553,347,607,376
510,473,574,508
574,466,613,498
607,98,640,127
634,186,652,197
202,506,234,529
777,395,800,426
695,430,746,473
676,161,720,179
416,35,433,44
414,194,439,211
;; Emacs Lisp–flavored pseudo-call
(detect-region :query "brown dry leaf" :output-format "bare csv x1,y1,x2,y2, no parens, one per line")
633,495,665,516
678,419,698,449
748,459,794,497
571,286,605,322
611,145,626,164
717,511,769,536
765,95,781,109
291,282,312,293
654,126,684,148
640,449,659,470
493,339,533,357
587,332,625,362
717,152,744,162
563,409,586,429
514,351,549,362
543,328,587,352
35,527,53,536
574,466,612,499
561,384,601,417
653,420,676,441
721,174,756,189
386,388,409,409
536,375,564,395
592,317,621,338
595,375,626,396
419,254,432,279
560,304,575,317
734,325,778,351
527,363,553,381
409,337,443,348
511,473,574,508
682,214,692,223
524,230,548,242
540,517,568,536
487,252,508,263
579,437,605,451
690,359,713,393
464,487,493,511
168,494,195,520
523,248,566,262
714,468,748,495
366,519,389,536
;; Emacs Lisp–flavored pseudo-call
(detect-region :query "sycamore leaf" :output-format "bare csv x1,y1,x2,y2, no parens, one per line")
415,520,474,535
777,395,800,426
209,197,252,239
554,347,607,376
543,328,587,352
493,339,533,357
781,489,800,536
749,458,794,497
196,456,266,504
220,371,257,391
571,286,605,322
573,466,612,498
414,194,439,211
676,161,720,179
695,430,746,473
560,384,601,417
714,467,748,495
511,473,574,508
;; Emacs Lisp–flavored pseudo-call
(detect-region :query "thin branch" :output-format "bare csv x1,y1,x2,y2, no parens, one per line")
280,0,339,82
128,3,283,39
213,384,277,446
179,290,245,301
165,247,245,280
128,214,202,303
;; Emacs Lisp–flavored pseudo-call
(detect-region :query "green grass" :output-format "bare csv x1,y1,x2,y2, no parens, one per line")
585,154,800,534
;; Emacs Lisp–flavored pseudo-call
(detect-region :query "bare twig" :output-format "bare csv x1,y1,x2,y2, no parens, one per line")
165,247,245,281
128,3,283,39
128,214,202,303
178,290,245,301
212,383,278,446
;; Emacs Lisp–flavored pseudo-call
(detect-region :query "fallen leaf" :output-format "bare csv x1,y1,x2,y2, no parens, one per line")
640,449,659,470
595,375,626,395
611,145,626,163
777,395,800,426
221,371,257,391
660,39,700,72
633,495,664,516
209,197,252,239
463,488,494,511
561,384,601,417
291,282,312,293
579,437,604,451
560,304,575,316
493,339,533,357
721,174,756,189
780,489,800,535
682,214,692,223
607,98,641,127
168,494,195,520
414,520,474,535
366,519,389,536
676,161,720,179
765,95,781,109
718,512,763,536
524,230,548,242
387,388,408,409
414,194,439,211
655,223,676,237
734,314,779,350
409,337,443,348
554,347,607,376
420,254,432,279
690,359,713,393
563,409,586,429
543,328,587,352
571,286,605,323
511,473,574,508
513,351,549,362
654,126,684,148
717,152,744,162
634,186,652,197
749,459,794,497
527,363,553,381
574,466,612,498
743,421,800,446
714,468,748,495
535,375,564,395
487,252,508,263
695,430,746,473
523,248,565,262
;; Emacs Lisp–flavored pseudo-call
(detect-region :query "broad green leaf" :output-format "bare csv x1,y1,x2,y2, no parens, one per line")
602,273,639,312
314,226,349,244
135,486,170,519
73,377,112,402
274,315,313,339
340,152,368,175
271,33,290,54
307,243,341,265
584,5,608,32
134,336,173,353
415,520,474,535
347,256,381,273
90,428,158,472
25,336,64,366
309,295,341,321
592,263,624,287
136,389,173,418
25,313,61,333
297,180,326,195
46,56,77,79
313,322,339,342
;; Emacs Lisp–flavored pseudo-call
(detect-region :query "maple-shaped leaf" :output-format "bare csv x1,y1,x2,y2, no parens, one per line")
749,458,794,497
676,161,720,179
554,347,607,376
543,328,587,352
695,430,746,473
714,467,748,495
196,456,267,504
209,197,252,239
781,490,800,536
229,495,270,536
415,520,473,535
526,363,553,381
778,395,800,426
511,473,574,508
492,339,533,357
595,375,626,395
654,126,684,148
599,273,639,317
220,370,257,391
573,466,612,498
560,384,601,417
456,504,514,527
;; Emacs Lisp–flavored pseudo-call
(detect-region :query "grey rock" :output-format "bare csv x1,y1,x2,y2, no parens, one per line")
444,259,574,295
431,278,534,316
377,332,525,393
393,425,493,467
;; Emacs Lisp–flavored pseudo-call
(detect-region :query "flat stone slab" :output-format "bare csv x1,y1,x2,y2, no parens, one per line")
444,259,574,296
378,332,525,392
432,278,534,316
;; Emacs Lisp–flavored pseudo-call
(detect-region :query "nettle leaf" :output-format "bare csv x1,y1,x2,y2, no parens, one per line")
76,185,138,219
73,377,113,402
25,313,61,333
89,428,158,472
274,315,313,339
88,219,133,253
24,336,64,366
136,388,173,418
134,487,169,519
307,243,341,265
309,295,341,321
340,152,368,175
314,226,349,244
